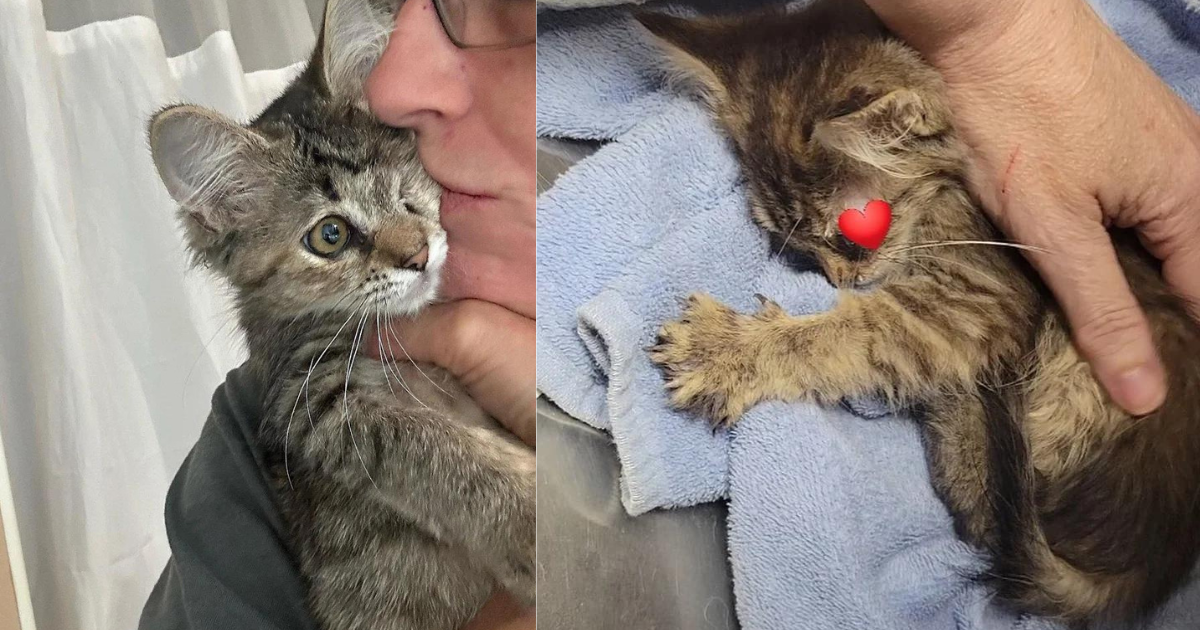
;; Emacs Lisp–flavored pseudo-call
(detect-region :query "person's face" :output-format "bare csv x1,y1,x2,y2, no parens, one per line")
365,0,535,318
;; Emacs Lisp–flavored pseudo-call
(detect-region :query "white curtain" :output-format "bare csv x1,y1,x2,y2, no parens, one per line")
0,1,324,628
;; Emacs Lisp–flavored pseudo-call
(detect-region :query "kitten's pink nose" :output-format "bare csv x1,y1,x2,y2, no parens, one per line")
403,245,429,272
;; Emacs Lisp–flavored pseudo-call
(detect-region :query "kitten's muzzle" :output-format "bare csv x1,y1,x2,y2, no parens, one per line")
374,219,434,272
403,245,429,272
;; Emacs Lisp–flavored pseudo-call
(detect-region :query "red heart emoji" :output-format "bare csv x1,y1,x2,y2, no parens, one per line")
837,199,892,250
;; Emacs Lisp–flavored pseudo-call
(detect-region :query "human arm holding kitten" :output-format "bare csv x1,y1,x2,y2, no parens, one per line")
864,0,1200,416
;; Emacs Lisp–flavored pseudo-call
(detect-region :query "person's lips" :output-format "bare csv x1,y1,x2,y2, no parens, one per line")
440,189,496,215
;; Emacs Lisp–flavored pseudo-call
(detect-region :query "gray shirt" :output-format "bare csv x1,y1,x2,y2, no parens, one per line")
138,366,317,630
136,367,737,630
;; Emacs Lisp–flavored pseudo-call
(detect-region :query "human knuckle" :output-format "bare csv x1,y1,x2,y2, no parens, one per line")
1072,302,1145,356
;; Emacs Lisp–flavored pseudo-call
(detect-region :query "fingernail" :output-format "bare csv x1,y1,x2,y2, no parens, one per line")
1111,363,1167,416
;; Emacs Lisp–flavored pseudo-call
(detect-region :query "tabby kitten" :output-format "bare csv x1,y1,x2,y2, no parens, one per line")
641,1,1200,623
148,1,535,628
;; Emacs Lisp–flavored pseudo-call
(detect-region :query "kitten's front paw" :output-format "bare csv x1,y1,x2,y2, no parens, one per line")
649,293,784,427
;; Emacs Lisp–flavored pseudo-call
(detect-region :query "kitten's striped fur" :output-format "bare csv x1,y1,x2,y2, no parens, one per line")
148,2,534,628
641,2,1200,623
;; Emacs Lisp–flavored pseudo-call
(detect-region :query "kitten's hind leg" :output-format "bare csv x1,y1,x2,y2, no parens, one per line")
921,393,996,550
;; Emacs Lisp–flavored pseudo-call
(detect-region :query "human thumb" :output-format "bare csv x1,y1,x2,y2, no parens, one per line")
1009,203,1167,416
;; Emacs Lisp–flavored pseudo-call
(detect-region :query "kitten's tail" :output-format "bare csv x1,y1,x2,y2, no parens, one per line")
981,388,1145,624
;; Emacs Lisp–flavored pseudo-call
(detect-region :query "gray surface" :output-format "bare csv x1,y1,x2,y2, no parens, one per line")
536,138,738,629
536,399,738,630
43,0,327,71
537,137,604,193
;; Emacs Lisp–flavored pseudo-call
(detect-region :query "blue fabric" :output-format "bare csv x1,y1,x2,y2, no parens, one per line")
535,2,1200,628
1140,0,1200,50
1107,1,1200,106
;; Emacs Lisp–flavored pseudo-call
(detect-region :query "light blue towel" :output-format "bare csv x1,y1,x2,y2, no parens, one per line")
1142,0,1200,54
1115,1,1200,105
535,2,1200,628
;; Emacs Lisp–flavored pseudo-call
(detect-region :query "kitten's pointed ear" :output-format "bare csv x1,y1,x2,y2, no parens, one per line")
635,12,731,105
148,105,268,247
813,88,948,171
320,0,397,102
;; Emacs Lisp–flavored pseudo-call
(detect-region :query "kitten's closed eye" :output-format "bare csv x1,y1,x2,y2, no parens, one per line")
833,234,871,262
830,86,878,119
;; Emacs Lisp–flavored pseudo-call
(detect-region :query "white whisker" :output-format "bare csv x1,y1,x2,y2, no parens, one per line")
344,308,370,416
878,251,1008,291
775,217,803,258
379,319,430,409
384,319,451,398
181,315,235,414
375,308,399,398
888,240,1055,256
304,302,365,428
284,301,363,490
277,289,358,342
344,307,378,489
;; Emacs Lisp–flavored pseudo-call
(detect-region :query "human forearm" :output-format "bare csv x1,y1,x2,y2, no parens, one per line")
863,0,1053,59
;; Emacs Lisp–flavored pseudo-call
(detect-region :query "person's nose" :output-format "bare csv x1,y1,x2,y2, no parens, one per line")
365,0,472,130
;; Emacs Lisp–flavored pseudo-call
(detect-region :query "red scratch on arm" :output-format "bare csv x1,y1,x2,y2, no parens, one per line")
1000,147,1021,197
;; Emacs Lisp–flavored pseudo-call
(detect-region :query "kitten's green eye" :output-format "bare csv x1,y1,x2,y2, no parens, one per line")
306,216,350,257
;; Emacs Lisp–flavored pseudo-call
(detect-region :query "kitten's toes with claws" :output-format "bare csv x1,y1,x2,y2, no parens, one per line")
649,293,773,426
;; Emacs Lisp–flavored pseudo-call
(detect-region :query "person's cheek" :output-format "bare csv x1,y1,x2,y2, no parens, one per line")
474,49,535,174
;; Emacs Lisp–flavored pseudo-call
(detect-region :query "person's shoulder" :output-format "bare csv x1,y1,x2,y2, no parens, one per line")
172,363,274,519
141,363,315,630
162,365,266,492
206,364,266,447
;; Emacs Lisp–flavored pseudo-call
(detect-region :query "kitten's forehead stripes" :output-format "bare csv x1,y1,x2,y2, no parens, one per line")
278,116,423,224
293,128,369,175
319,174,341,201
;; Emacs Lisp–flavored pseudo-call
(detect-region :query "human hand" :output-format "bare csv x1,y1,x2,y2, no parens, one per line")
368,299,536,446
866,0,1200,415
